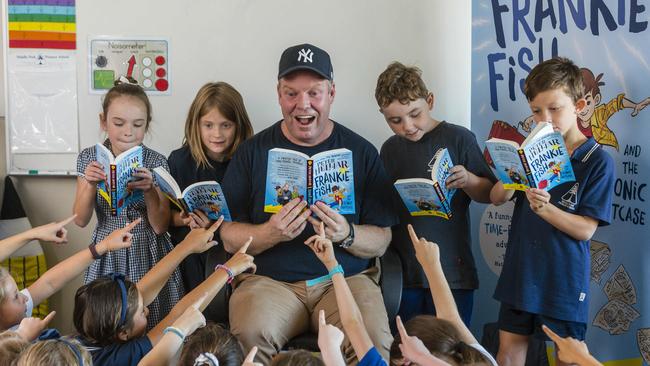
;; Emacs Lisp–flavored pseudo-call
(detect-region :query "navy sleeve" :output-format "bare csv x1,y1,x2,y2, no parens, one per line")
91,337,153,366
358,145,399,228
576,152,615,226
462,129,497,183
221,142,254,222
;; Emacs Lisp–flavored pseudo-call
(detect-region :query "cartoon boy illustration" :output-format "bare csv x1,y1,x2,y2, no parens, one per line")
328,185,347,211
547,161,563,183
577,68,650,150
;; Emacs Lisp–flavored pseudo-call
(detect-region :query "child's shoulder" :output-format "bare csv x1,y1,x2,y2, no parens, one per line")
437,121,478,142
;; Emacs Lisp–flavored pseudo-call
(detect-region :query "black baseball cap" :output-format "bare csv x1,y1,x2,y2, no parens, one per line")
278,43,333,81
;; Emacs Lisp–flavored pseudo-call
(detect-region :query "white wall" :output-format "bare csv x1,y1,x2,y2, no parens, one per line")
1,0,471,333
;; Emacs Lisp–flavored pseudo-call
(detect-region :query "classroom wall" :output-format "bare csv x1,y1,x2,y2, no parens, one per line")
1,1,471,333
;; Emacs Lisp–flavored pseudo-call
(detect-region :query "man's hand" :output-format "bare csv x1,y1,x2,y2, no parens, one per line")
266,198,311,242
308,201,350,243
188,209,211,229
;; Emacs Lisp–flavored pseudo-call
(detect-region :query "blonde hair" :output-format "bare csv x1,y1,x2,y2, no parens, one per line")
184,82,253,168
0,267,10,304
16,337,93,366
0,331,29,366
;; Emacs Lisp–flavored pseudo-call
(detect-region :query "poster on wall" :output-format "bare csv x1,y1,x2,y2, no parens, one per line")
88,37,170,94
471,0,649,364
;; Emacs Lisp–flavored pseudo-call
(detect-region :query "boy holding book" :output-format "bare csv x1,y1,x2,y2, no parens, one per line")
490,57,615,366
376,62,495,325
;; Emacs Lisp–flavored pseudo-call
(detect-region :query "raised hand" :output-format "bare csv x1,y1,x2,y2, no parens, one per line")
181,216,224,254
96,218,142,255
242,346,263,366
407,224,440,268
16,311,56,341
32,214,76,244
224,236,256,276
304,222,337,270
266,198,311,242
543,325,601,366
318,309,345,353
308,201,350,243
83,161,106,185
396,316,450,366
174,293,208,336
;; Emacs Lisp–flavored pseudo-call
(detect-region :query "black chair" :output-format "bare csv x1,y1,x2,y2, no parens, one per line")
204,245,403,351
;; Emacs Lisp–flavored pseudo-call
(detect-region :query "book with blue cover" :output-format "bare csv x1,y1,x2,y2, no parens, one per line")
264,148,355,214
152,167,232,221
95,143,143,216
393,147,456,219
485,121,575,191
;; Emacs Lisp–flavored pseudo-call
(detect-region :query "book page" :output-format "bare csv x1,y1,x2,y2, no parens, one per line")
394,180,449,219
264,150,308,213
485,141,529,190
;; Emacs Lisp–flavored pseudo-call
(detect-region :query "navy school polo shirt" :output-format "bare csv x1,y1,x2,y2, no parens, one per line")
494,137,615,323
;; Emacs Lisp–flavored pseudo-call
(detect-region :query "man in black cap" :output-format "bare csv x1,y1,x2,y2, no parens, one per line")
220,43,397,364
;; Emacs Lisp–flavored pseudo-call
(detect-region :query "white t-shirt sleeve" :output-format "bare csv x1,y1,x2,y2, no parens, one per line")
469,343,498,366
21,288,34,318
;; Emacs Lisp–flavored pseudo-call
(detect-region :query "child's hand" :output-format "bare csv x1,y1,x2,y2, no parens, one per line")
173,293,208,337
304,222,337,270
16,311,56,341
407,224,440,267
96,218,141,255
83,161,106,185
397,316,451,366
129,167,155,192
224,236,256,276
526,187,551,213
181,216,224,254
543,325,598,365
446,165,470,189
307,201,349,243
242,346,263,366
31,214,76,244
318,309,344,352
188,209,211,229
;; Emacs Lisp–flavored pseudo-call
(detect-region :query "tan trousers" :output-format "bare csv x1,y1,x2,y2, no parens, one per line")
229,267,393,365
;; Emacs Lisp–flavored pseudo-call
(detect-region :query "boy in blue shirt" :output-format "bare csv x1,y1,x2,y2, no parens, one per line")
491,57,615,366
376,62,496,325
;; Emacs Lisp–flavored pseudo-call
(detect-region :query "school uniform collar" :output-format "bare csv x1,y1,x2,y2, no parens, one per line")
571,137,600,163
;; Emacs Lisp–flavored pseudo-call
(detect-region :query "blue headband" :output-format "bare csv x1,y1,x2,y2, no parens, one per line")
56,337,85,366
107,273,128,328
36,331,84,366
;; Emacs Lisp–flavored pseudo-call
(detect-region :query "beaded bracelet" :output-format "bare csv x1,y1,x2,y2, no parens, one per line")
215,264,235,283
163,326,185,340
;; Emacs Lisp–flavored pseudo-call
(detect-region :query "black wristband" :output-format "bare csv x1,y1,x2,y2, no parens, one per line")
88,242,102,260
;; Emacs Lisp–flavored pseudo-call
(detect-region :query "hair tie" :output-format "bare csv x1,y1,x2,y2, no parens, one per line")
117,75,139,86
107,273,128,327
194,352,220,366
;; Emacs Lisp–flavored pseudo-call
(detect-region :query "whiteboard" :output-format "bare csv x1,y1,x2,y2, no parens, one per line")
2,0,471,175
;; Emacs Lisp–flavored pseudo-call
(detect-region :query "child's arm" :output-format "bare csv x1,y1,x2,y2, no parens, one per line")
130,168,170,235
490,180,516,205
305,223,374,361
446,165,494,203
396,316,452,366
318,309,346,366
526,188,598,241
407,224,477,344
137,295,207,366
73,161,105,227
15,311,56,341
0,215,75,262
543,325,603,366
27,219,140,306
136,217,223,306
147,237,255,345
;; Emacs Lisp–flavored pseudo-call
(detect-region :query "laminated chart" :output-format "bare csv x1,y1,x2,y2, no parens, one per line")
7,0,76,50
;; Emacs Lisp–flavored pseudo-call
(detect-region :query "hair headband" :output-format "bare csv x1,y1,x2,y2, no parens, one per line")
107,273,128,328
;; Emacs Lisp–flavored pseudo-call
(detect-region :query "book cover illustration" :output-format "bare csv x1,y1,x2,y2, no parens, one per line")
264,148,355,214
393,148,456,219
153,167,232,222
95,143,143,216
485,122,575,191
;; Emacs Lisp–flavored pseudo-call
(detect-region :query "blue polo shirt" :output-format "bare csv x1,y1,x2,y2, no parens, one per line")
494,138,614,323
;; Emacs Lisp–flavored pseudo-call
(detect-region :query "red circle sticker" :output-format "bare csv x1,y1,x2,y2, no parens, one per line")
156,68,166,78
155,56,166,65
155,78,169,91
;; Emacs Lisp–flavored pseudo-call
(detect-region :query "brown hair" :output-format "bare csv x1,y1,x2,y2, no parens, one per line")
0,331,28,366
178,323,244,366
375,62,430,109
73,276,140,346
183,82,254,168
16,337,92,366
102,82,153,129
581,68,605,97
523,57,584,104
270,350,324,366
390,315,491,366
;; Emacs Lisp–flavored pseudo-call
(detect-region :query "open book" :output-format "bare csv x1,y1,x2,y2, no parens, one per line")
153,167,232,221
393,148,456,219
485,121,575,191
96,144,143,216
264,148,355,214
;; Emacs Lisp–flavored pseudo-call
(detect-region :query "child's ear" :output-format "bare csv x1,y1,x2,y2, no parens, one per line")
99,113,107,131
426,93,435,110
116,328,129,341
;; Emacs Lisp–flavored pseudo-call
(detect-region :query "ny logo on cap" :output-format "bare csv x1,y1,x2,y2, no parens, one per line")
297,48,314,63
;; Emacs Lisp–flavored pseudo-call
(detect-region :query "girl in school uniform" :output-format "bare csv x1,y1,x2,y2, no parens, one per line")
73,81,183,327
167,82,253,291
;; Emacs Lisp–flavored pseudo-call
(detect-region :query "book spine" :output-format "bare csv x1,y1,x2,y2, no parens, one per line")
110,164,117,216
517,149,535,187
433,182,452,219
306,159,314,205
